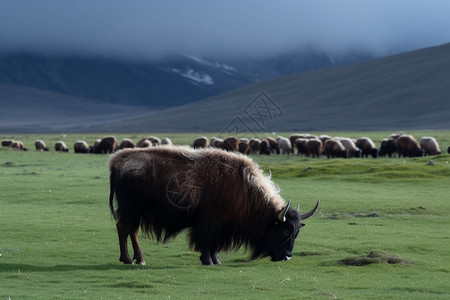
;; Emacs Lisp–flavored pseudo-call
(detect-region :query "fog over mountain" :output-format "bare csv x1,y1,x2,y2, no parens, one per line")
2,1,450,59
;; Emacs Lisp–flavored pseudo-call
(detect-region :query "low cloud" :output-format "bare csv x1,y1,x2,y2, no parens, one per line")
1,0,450,59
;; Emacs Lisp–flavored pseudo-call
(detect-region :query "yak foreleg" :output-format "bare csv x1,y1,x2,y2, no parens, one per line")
116,221,135,265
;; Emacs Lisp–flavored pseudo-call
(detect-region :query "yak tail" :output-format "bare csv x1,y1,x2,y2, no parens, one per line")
109,168,118,220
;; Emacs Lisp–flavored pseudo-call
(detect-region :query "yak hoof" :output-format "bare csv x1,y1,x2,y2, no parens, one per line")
136,261,146,266
119,257,134,265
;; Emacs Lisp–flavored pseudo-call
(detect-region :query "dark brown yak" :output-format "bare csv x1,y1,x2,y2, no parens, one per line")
74,140,91,153
35,140,49,151
118,139,136,150
54,141,69,152
193,137,208,149
93,136,118,154
109,146,319,266
397,135,424,158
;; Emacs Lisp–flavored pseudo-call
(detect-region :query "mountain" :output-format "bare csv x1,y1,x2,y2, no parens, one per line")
94,43,450,132
0,50,376,109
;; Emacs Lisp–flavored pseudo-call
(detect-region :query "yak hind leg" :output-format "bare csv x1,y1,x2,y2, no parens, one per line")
116,220,134,264
130,228,146,265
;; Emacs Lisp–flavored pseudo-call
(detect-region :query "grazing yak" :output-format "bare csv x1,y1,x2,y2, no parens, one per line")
161,137,173,146
338,138,361,158
117,139,136,150
136,138,152,148
397,135,424,158
93,136,118,154
266,137,280,154
54,141,69,152
249,138,261,154
74,140,92,153
419,137,441,156
324,139,348,158
356,137,378,158
35,140,49,151
210,137,224,148
238,139,251,155
277,136,292,154
222,137,239,152
259,139,271,155
305,139,323,158
295,139,308,156
193,137,208,149
108,146,319,265
378,138,396,158
2,140,13,147
11,141,28,151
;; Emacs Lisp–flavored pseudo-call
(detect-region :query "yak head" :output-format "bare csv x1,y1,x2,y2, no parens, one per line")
257,200,319,262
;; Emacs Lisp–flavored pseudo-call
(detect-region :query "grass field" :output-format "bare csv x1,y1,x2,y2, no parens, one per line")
1,132,450,299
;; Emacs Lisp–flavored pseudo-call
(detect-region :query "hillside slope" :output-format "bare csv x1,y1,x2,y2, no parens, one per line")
0,51,373,109
0,84,155,133
97,43,450,132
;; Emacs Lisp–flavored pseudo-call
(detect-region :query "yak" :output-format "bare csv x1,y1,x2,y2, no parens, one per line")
93,136,118,154
193,137,209,149
108,146,319,266
35,140,49,151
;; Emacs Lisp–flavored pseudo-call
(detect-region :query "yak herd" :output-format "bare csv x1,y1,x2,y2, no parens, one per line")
1,133,448,158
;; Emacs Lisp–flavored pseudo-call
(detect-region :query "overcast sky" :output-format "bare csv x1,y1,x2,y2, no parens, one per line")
1,0,450,59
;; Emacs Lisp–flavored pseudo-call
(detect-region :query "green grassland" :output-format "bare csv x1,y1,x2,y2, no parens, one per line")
1,131,450,299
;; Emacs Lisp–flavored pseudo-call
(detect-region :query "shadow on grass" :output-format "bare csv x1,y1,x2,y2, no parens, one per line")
0,262,177,272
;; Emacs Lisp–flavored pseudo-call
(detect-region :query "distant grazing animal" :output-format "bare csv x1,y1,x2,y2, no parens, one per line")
295,139,308,156
222,137,239,152
93,139,101,150
305,139,323,158
149,137,161,146
55,141,69,152
35,140,49,151
108,146,319,265
259,139,271,155
339,138,361,158
378,138,396,158
74,140,92,153
238,140,250,155
93,136,118,154
161,138,173,146
11,141,27,151
117,139,136,150
249,138,261,154
266,137,280,154
324,139,348,158
2,140,13,147
193,137,208,149
355,137,378,158
419,137,441,156
397,135,424,158
448,146,450,154
289,134,306,154
137,138,152,148
277,137,292,154
210,138,224,148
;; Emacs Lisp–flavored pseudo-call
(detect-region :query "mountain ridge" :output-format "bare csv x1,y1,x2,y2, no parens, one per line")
94,43,450,132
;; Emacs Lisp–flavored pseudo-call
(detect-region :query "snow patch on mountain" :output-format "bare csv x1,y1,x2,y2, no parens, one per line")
183,54,237,73
170,68,214,85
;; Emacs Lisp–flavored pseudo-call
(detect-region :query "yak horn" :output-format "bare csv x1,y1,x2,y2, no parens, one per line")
278,200,291,222
299,200,320,220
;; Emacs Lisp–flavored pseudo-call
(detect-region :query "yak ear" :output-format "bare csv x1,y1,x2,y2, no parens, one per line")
278,200,291,223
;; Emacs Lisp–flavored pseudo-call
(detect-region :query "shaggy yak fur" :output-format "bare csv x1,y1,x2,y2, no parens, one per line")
109,146,318,266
